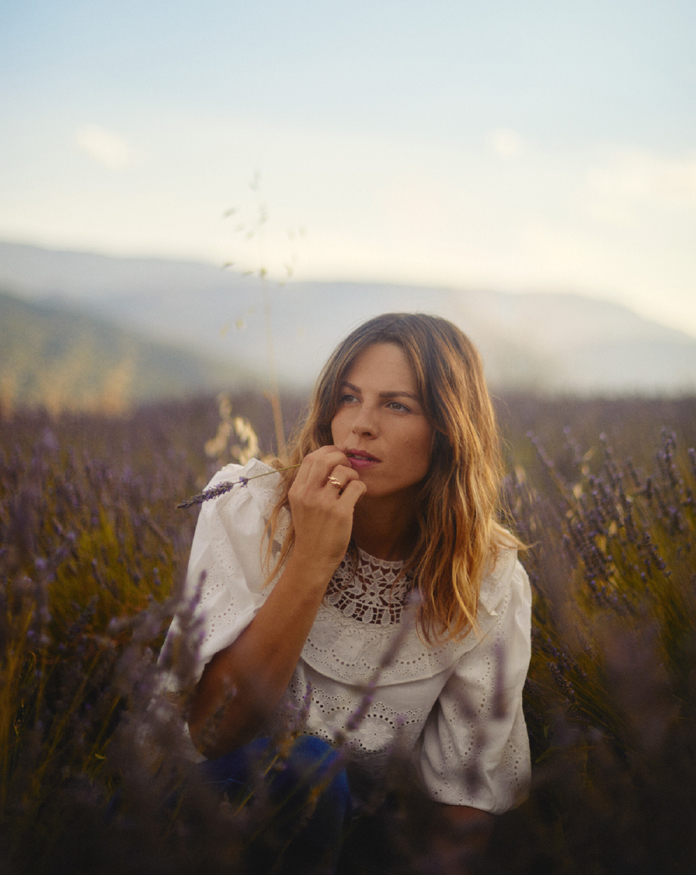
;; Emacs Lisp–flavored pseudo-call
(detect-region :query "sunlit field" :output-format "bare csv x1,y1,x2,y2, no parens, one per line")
1,392,695,874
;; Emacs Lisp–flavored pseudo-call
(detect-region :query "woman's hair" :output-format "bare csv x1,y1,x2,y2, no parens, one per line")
265,312,514,643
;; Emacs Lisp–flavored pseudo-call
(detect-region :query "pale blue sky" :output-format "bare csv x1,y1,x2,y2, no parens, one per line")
2,0,696,335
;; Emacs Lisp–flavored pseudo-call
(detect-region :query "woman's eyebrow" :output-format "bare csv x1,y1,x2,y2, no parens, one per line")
341,381,419,401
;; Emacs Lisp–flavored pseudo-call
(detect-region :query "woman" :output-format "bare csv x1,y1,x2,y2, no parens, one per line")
161,313,531,871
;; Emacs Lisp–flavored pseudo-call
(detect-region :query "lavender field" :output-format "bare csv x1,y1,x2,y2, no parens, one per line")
1,392,695,874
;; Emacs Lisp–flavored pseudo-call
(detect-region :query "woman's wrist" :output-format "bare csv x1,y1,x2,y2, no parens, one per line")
285,546,341,592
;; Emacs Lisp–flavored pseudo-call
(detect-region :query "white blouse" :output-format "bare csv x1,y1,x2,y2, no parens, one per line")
161,459,532,815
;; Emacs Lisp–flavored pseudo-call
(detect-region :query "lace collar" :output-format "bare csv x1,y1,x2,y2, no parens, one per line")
324,547,413,626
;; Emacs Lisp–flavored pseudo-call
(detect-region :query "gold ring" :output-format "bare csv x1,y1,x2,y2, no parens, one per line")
327,475,343,489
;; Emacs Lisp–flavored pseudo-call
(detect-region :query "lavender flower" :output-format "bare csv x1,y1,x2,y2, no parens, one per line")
177,463,301,509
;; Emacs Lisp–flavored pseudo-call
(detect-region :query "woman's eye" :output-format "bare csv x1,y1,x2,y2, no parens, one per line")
340,393,358,404
387,401,409,412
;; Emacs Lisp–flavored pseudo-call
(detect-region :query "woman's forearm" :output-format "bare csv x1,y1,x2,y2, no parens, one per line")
187,551,335,757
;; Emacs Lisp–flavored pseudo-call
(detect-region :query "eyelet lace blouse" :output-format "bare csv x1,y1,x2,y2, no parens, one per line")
160,460,532,815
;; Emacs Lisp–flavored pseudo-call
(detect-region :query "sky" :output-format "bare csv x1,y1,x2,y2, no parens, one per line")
2,0,696,337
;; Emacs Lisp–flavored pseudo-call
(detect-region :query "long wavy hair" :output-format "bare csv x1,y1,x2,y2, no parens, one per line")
265,312,514,643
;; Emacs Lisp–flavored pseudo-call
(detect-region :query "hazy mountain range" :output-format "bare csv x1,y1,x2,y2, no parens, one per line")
1,239,695,409
0,291,248,413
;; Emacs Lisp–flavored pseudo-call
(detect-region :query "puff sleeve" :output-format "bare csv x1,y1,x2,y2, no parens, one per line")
416,557,532,814
159,460,285,692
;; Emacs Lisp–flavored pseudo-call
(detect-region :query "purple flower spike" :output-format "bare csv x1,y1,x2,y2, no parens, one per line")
177,462,301,509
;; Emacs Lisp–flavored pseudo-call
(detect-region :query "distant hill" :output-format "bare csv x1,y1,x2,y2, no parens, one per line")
0,239,253,301
1,239,695,396
0,291,251,414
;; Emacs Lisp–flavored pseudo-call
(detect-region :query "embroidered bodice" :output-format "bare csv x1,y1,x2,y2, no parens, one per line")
325,548,412,625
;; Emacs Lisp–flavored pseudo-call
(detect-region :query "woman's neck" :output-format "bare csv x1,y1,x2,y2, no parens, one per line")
351,498,418,562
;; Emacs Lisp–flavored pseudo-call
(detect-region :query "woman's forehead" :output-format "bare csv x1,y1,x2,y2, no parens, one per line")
342,342,418,388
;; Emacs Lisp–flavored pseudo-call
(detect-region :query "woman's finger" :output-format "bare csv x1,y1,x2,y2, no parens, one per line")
292,446,347,488
337,478,367,506
325,463,359,492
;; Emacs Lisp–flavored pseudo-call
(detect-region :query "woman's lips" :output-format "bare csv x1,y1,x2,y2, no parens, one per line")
345,449,380,469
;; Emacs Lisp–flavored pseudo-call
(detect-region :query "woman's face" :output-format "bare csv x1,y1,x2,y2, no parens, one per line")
330,343,434,506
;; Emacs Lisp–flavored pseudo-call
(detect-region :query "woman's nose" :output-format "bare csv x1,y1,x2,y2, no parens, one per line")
350,404,378,436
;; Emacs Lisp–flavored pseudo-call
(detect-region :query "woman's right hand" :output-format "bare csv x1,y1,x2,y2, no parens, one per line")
189,446,367,756
288,445,366,574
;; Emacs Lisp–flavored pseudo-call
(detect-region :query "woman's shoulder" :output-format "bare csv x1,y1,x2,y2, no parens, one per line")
478,536,528,618
194,459,290,547
188,458,290,583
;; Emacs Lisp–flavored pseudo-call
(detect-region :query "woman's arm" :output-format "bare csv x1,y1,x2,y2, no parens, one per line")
187,446,366,758
417,555,532,814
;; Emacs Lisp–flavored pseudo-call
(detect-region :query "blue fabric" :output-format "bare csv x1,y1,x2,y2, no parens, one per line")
200,735,352,874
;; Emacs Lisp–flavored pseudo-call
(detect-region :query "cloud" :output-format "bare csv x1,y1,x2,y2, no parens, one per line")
576,148,696,228
75,125,134,169
585,149,696,213
487,128,524,158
